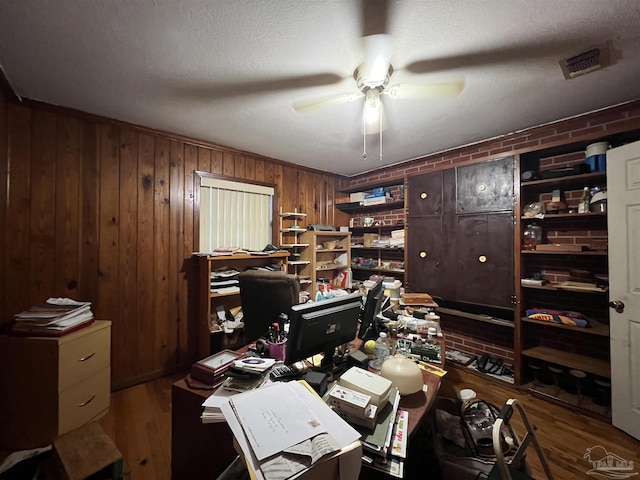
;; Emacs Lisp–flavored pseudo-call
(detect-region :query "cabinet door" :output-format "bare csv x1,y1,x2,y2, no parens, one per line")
407,170,443,216
406,217,455,300
456,156,514,214
455,213,514,308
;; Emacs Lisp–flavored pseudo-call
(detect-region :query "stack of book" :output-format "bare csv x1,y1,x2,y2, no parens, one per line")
12,297,94,336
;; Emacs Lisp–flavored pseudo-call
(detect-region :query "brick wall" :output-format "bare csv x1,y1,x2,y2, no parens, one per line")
343,100,640,375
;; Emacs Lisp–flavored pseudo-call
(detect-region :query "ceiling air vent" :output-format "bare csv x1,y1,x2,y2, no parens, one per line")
560,42,612,79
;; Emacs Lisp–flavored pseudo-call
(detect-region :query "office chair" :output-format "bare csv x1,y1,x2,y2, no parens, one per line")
238,270,300,344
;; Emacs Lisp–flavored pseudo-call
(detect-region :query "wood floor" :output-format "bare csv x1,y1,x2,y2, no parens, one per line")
98,368,640,480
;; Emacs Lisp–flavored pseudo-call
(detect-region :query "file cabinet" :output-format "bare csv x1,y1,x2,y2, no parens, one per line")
0,320,111,449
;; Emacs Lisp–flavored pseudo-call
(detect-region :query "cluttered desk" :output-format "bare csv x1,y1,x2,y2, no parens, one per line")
172,278,445,480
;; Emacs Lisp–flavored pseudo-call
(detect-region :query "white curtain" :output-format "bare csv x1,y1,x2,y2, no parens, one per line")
200,177,274,252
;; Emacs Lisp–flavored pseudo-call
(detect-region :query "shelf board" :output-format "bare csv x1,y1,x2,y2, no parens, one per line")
315,264,349,271
521,172,606,189
338,178,405,194
521,346,610,378
280,243,309,248
437,307,514,328
280,228,307,233
315,248,348,253
521,316,609,336
352,266,405,274
280,212,307,218
350,225,405,235
210,290,240,298
205,251,289,262
521,282,608,294
288,260,310,265
521,212,606,220
521,249,607,256
350,246,404,251
336,200,405,213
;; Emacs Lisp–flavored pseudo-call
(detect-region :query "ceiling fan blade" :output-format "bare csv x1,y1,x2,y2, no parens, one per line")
359,34,393,86
361,0,389,37
405,37,590,74
385,80,465,99
171,73,343,101
292,92,362,113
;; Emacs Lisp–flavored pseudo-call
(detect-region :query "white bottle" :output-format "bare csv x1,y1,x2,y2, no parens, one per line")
369,332,390,371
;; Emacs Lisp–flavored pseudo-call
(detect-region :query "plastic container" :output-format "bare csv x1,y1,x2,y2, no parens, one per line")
585,142,609,172
369,332,390,371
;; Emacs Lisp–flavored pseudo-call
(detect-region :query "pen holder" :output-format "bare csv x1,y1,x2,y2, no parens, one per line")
268,339,287,361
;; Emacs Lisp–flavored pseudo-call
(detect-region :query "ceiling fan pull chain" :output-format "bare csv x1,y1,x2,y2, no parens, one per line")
379,107,383,162
362,102,368,159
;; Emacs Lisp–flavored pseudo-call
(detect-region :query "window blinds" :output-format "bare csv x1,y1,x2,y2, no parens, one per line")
200,177,274,252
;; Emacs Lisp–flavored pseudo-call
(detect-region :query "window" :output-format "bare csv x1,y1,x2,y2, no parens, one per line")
199,175,274,252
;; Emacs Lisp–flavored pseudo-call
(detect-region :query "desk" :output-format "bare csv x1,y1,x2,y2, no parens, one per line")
171,369,441,480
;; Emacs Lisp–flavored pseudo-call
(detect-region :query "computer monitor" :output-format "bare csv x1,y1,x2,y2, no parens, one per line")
358,278,385,341
285,291,363,371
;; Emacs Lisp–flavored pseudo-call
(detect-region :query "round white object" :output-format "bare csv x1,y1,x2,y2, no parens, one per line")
380,355,424,395
457,388,476,402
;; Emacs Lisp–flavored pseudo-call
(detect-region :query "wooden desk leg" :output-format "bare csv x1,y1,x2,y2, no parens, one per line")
171,384,237,480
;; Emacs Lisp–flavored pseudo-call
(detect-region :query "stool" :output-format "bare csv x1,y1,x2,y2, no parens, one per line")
547,365,563,396
528,362,543,386
593,378,612,414
569,369,587,406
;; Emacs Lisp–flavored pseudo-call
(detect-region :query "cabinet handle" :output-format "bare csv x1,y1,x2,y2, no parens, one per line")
420,192,428,199
78,395,95,407
478,255,487,263
420,251,427,258
79,352,96,362
478,184,486,192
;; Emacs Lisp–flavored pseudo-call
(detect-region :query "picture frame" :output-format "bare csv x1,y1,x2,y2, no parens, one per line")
190,349,243,385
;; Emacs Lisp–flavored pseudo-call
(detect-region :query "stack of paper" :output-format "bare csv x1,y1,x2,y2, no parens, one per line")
12,298,94,336
221,381,361,480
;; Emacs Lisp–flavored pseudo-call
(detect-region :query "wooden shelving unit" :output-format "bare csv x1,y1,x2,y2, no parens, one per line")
278,209,312,290
299,231,351,293
196,252,289,358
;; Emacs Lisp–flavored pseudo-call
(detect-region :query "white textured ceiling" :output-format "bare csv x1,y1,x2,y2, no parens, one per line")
1,1,640,176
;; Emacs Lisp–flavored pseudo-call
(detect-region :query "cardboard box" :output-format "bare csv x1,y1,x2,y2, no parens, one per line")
363,233,379,247
350,192,366,203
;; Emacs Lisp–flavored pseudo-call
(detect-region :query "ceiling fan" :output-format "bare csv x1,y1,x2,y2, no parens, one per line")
291,33,465,127
291,0,464,161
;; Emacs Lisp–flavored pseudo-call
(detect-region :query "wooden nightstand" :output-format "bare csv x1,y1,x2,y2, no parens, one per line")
0,320,111,449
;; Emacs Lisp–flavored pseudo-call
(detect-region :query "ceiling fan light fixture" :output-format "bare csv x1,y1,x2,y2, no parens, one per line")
364,88,381,124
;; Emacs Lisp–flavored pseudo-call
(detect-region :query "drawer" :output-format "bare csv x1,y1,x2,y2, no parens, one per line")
58,326,111,392
58,367,110,435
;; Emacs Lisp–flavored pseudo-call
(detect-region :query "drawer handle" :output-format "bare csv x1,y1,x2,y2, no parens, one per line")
79,352,96,362
78,395,95,407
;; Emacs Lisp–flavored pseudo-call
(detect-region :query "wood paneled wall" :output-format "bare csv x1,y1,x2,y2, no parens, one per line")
0,97,349,389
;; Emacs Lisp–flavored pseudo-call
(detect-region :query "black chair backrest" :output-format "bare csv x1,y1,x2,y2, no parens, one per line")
238,270,300,343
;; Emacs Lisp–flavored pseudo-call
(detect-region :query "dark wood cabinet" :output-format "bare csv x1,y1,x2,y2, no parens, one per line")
407,157,515,311
407,169,444,216
455,212,514,309
456,157,515,214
